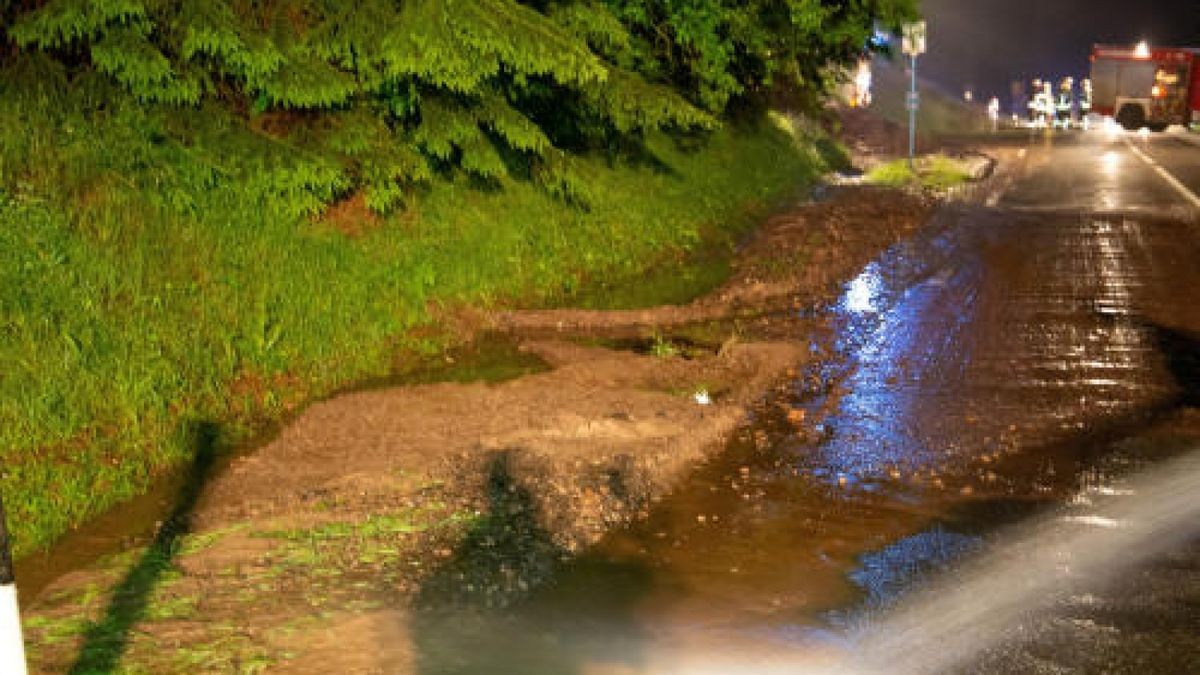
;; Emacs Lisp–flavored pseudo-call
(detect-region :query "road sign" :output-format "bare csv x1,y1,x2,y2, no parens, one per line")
902,21,927,57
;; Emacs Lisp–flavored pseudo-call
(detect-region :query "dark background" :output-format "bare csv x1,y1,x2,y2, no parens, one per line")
916,0,1200,110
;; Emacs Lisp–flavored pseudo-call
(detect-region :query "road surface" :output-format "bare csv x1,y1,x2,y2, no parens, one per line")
414,128,1200,673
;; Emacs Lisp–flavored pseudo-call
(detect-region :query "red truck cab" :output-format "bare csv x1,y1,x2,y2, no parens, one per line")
1091,44,1200,131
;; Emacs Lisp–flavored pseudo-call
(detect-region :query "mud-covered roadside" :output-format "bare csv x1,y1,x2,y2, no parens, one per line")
491,187,934,333
23,184,956,673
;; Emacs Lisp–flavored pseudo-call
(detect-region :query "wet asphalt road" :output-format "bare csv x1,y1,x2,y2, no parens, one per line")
1000,128,1200,219
413,129,1200,674
1128,130,1200,205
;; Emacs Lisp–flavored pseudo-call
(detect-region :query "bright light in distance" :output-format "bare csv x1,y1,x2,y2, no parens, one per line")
1134,41,1150,58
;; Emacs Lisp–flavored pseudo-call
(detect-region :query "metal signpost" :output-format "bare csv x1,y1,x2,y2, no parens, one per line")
902,21,927,170
0,495,28,675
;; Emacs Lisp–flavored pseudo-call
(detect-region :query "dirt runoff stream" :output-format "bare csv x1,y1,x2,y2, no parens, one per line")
22,186,938,673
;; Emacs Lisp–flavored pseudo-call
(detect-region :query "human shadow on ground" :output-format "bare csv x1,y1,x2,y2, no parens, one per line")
69,421,220,674
411,450,655,675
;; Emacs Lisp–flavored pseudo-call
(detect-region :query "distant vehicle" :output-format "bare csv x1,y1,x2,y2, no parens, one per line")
1090,43,1200,131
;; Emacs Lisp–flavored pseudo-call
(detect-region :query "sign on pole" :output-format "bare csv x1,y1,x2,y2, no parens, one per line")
902,21,927,57
901,21,926,169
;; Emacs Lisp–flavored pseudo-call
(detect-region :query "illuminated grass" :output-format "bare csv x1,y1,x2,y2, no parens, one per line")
866,159,919,187
866,154,974,190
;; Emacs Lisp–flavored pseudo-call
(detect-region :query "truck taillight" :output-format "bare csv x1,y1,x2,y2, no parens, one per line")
1152,85,1165,98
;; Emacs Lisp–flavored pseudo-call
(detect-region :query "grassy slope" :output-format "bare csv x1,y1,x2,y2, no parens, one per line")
0,73,827,557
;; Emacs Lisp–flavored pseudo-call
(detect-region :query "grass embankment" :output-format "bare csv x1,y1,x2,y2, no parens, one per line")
0,77,832,557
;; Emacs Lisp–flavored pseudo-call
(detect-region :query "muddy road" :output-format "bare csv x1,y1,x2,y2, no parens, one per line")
20,129,1200,674
409,131,1200,673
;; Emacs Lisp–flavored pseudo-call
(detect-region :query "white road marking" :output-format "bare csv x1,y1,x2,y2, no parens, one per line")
1124,138,1200,210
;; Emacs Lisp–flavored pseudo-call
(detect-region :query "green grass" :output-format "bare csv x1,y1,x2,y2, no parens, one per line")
920,155,976,190
0,72,828,558
866,154,974,190
865,159,919,187
255,509,473,574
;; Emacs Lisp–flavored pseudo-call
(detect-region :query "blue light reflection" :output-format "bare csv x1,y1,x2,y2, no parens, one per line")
841,263,883,314
807,236,983,484
825,526,983,630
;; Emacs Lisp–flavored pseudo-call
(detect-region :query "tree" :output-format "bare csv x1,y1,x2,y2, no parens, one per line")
2,0,918,213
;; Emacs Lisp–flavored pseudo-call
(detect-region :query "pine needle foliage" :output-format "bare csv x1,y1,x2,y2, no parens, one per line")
4,0,916,213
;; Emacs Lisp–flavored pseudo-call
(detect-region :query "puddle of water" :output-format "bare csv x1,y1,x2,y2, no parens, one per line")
565,249,734,311
380,332,550,388
572,332,724,361
14,448,224,605
406,408,1199,674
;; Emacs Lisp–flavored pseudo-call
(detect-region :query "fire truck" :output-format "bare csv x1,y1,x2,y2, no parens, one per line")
1090,43,1200,131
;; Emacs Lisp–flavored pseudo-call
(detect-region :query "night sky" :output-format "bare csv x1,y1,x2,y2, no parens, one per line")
917,0,1200,109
